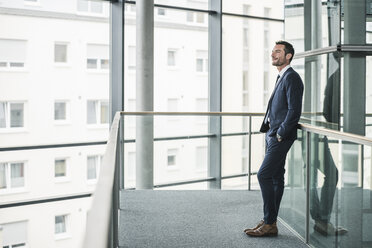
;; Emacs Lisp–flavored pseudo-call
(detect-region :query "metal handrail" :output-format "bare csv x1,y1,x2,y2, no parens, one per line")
299,123,372,146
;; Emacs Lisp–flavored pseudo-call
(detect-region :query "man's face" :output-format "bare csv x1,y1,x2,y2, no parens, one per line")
271,44,291,67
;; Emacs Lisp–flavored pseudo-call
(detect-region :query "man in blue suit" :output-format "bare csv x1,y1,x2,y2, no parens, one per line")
245,40,304,237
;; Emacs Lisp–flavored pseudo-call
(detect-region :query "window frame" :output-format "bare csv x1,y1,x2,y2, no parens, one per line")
0,161,27,194
167,49,179,68
76,0,107,17
54,213,71,240
86,154,102,183
167,148,179,170
86,44,109,71
0,101,26,132
54,158,70,183
54,42,69,65
0,39,27,71
54,100,70,125
86,100,109,127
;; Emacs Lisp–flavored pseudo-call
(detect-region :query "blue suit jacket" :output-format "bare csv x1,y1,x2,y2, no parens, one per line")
260,67,304,141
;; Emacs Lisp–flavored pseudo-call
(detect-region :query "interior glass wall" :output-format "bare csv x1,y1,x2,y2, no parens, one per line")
0,0,110,247
221,1,284,189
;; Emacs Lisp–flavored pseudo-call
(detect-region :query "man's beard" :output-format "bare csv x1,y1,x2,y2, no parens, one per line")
272,58,286,66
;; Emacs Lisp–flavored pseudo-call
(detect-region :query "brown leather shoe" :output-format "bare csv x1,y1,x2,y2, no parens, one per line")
243,220,276,233
243,220,264,233
245,223,278,237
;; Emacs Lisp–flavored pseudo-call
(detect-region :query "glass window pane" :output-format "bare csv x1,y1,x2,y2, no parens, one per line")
196,58,203,72
10,163,24,188
223,16,283,112
87,156,97,180
87,58,97,69
10,103,24,128
157,8,166,16
100,59,109,69
186,11,194,22
54,43,67,63
10,62,24,67
54,102,66,120
55,159,66,177
90,1,103,14
0,163,7,189
196,12,204,23
87,101,97,124
55,215,66,234
167,50,176,66
0,102,7,128
223,1,284,19
167,149,178,166
100,101,109,124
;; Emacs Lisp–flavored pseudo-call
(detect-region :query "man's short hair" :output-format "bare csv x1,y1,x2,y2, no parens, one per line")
276,40,295,62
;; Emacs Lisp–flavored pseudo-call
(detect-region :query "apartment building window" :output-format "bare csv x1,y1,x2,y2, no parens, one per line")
87,100,109,125
125,4,136,13
87,155,102,181
1,221,27,248
54,159,67,179
0,39,26,69
186,11,205,24
54,42,68,63
0,102,24,129
167,49,177,67
157,8,166,16
77,0,103,14
0,162,25,190
167,149,178,167
87,44,109,70
55,214,70,239
196,50,208,73
128,46,136,70
195,146,207,172
54,101,68,122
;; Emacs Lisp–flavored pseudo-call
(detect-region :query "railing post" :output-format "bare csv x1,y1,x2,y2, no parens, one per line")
248,116,252,191
305,131,310,244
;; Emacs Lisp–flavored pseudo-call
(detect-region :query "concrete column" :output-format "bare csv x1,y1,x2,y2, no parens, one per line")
341,0,366,247
343,0,366,136
136,0,154,189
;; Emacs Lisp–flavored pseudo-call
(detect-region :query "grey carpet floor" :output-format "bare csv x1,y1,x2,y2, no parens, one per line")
119,190,308,248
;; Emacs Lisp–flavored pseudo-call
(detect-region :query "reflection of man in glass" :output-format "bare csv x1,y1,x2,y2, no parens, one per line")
310,61,347,236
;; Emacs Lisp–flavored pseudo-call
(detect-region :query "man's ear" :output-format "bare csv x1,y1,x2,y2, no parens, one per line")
286,53,292,61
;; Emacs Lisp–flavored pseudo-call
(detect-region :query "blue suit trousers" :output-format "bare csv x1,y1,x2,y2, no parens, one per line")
257,133,294,224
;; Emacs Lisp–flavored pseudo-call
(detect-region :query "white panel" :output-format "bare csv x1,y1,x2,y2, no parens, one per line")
2,221,27,246
87,44,109,59
0,39,27,62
